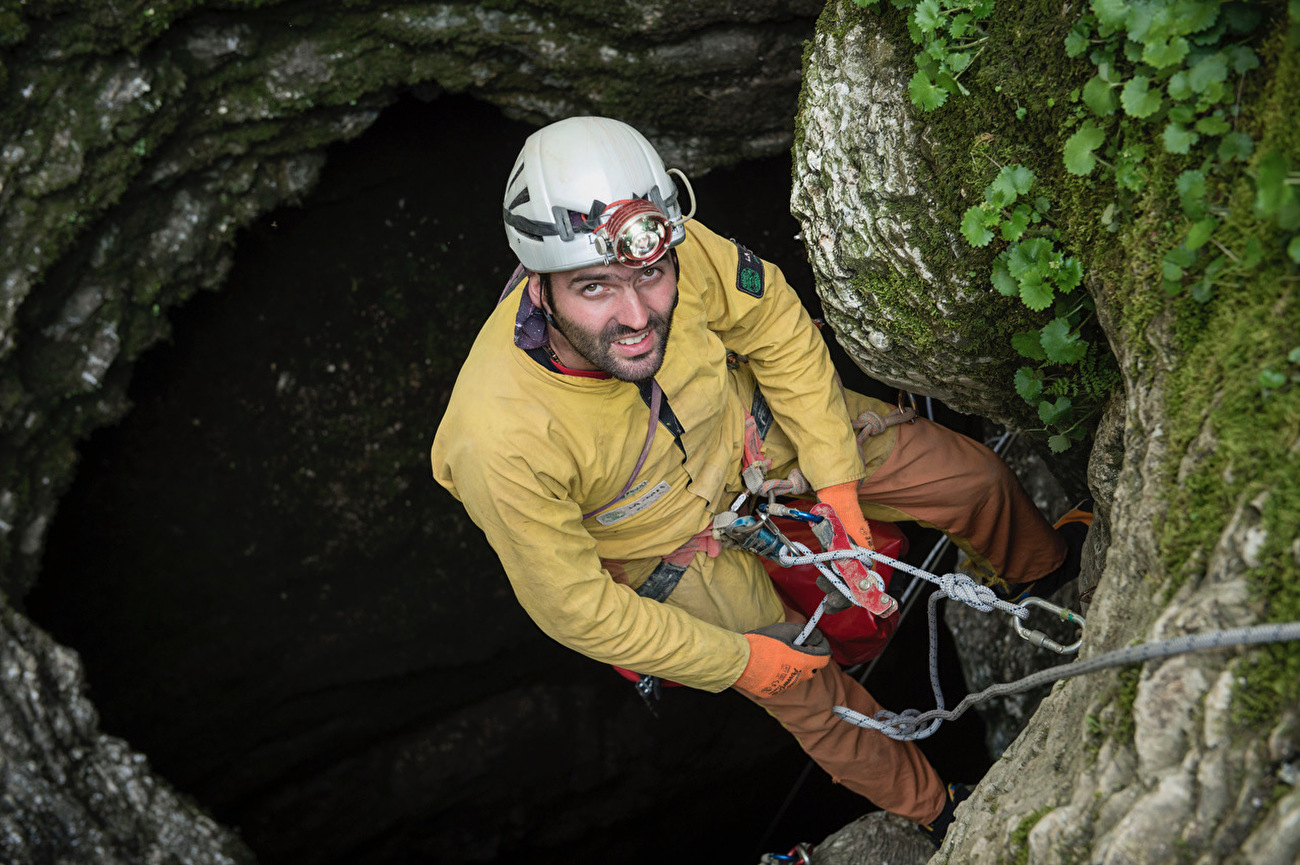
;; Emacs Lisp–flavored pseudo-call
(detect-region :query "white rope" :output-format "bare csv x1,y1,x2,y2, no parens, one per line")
834,620,1300,740
778,542,1300,742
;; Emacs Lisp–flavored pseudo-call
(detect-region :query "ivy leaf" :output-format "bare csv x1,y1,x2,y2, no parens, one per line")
1082,75,1118,116
1290,235,1300,265
1188,52,1229,93
1143,35,1189,68
1064,122,1107,175
914,0,943,34
1217,131,1254,162
1259,369,1287,390
1176,169,1208,219
1224,3,1262,33
1037,395,1073,426
1167,71,1193,101
1121,76,1163,118
1012,331,1047,361
948,51,973,74
961,205,994,247
908,69,949,111
1194,115,1231,135
1001,205,1032,241
991,256,1020,296
1014,366,1043,402
1048,434,1073,453
1091,0,1128,29
1162,122,1197,154
1055,256,1084,292
1065,28,1089,57
1226,45,1260,74
1255,150,1290,218
1019,275,1055,312
1040,317,1088,363
989,164,1035,205
1190,278,1214,303
1185,217,1218,251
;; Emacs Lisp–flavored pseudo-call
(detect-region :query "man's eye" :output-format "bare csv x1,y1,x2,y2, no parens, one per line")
581,283,603,295
642,267,661,279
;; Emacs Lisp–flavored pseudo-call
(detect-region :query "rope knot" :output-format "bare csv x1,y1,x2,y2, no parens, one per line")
937,572,997,612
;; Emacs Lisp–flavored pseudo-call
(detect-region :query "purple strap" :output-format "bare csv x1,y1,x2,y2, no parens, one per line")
583,379,661,520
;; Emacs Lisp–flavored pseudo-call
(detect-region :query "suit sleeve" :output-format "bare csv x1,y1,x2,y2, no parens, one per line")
432,429,751,693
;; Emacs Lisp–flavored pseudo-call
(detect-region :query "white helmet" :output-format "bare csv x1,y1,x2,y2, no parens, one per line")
502,116,696,273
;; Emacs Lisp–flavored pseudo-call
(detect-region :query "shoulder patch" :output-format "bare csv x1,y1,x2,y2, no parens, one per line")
733,241,765,298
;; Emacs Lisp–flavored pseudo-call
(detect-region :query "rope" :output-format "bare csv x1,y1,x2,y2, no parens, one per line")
777,544,1030,621
835,620,1300,740
778,542,1300,741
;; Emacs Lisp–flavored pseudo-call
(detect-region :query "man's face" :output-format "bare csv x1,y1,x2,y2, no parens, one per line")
537,258,678,383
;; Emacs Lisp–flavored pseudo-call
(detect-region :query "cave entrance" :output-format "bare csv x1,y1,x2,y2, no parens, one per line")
26,93,988,864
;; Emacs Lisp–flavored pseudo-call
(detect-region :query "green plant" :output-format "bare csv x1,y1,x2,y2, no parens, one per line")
961,165,1114,451
850,0,995,111
1258,346,1300,399
1062,0,1292,302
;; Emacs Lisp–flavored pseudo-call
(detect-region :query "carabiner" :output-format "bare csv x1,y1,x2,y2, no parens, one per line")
1012,596,1085,654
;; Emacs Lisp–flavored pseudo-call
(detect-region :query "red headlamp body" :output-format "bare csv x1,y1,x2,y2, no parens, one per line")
593,199,673,267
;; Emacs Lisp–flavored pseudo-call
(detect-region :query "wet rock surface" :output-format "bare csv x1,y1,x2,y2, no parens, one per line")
0,603,255,865
792,3,1300,865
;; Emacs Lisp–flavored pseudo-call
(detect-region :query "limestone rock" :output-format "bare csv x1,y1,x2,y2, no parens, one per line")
0,602,254,864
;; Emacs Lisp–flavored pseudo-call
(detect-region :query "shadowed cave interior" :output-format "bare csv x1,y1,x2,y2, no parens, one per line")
25,94,993,865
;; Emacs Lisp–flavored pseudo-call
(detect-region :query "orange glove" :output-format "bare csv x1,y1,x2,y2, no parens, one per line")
733,622,831,698
816,480,874,550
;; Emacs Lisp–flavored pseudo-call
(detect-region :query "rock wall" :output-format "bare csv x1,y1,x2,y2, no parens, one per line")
794,2,1300,863
0,605,256,864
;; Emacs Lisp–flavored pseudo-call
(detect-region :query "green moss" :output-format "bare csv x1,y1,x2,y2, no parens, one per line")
1098,19,1300,727
1010,806,1052,865
801,0,1122,443
1110,663,1142,745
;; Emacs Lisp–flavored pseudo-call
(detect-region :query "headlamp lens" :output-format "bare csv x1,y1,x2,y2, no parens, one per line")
597,199,673,266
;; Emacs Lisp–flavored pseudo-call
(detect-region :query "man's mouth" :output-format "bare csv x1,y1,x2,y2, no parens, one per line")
612,330,651,350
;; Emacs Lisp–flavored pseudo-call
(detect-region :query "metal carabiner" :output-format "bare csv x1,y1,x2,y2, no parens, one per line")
1012,596,1086,654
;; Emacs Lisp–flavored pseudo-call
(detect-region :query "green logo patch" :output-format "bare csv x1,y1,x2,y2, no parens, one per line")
734,241,765,298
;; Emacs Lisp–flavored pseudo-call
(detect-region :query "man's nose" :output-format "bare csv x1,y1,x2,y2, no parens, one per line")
613,287,650,330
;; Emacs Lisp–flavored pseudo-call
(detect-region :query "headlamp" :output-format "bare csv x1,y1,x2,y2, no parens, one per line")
592,199,674,267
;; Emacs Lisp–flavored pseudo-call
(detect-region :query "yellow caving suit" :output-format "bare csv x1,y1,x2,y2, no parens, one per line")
430,220,1056,823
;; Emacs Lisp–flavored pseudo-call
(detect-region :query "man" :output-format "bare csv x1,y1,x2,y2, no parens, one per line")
430,116,1088,844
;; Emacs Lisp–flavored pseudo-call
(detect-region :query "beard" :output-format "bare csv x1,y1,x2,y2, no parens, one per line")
549,304,674,383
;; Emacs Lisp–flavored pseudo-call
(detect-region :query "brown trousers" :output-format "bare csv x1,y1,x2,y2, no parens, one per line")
737,415,1067,824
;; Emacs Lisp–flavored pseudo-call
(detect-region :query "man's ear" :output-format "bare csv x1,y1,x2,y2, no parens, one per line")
526,272,544,307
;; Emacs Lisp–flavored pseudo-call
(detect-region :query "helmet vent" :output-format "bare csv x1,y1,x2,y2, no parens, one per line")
508,187,531,210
